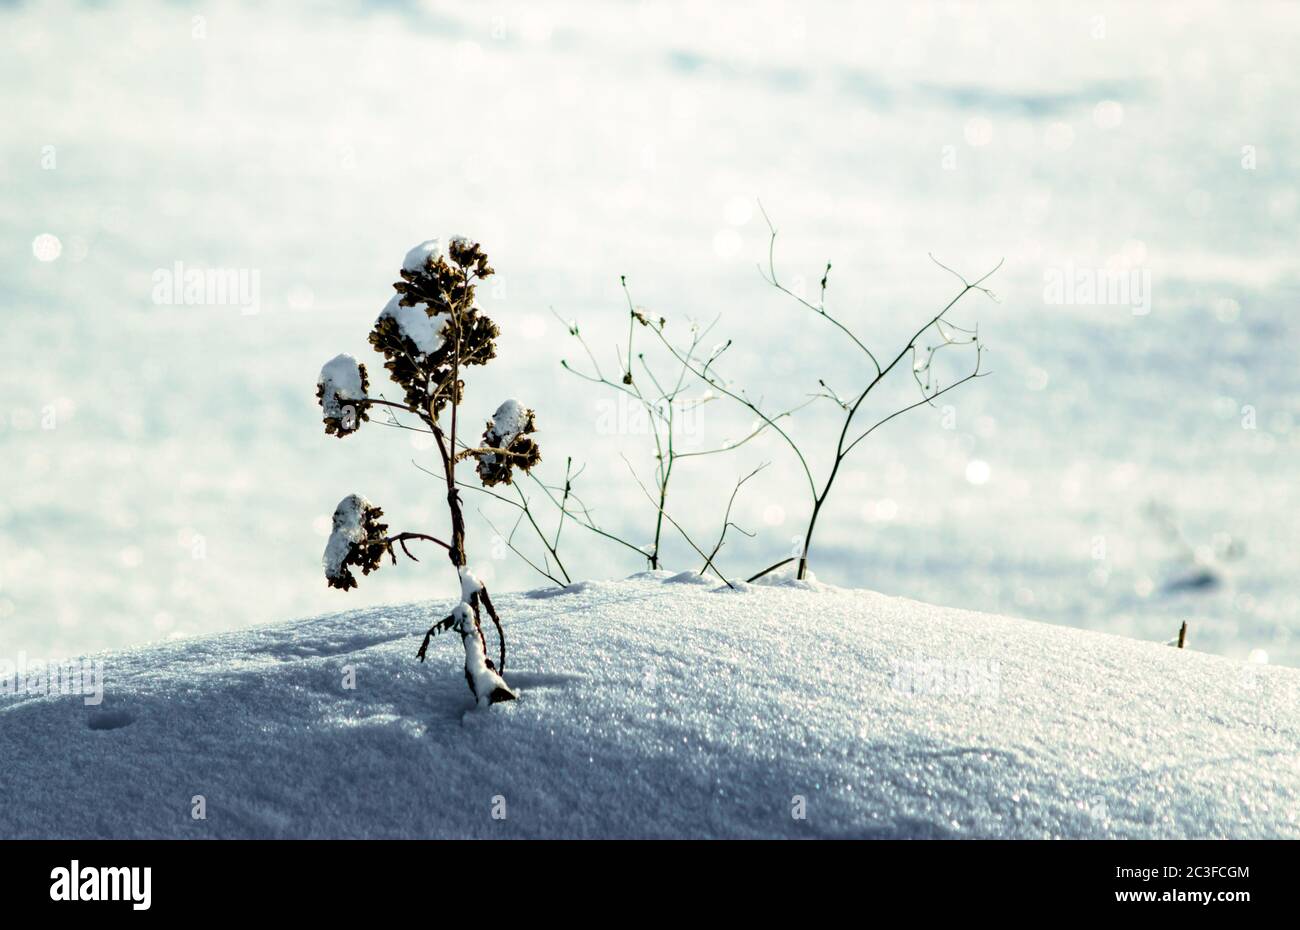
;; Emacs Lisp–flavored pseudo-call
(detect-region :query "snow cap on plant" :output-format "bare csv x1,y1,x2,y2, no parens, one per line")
323,494,389,590
459,614,514,705
317,353,369,437
377,294,447,357
402,238,444,273
473,399,541,487
369,237,499,415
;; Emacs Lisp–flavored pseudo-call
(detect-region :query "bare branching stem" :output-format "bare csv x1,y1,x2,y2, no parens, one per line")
623,456,733,587
746,557,795,583
558,284,733,573
384,532,453,564
649,212,1000,581
701,464,765,575
481,508,566,586
757,202,882,375
485,218,999,591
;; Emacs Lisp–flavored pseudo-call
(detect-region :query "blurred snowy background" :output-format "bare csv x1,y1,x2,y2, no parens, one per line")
2,0,1297,665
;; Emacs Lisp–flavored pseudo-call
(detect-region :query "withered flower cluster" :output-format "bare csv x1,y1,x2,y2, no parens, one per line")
316,359,370,438
369,239,500,417
474,405,541,487
324,496,390,591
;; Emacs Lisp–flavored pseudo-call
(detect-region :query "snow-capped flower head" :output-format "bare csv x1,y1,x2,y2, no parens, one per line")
377,294,446,357
322,493,389,590
370,237,499,415
402,238,443,274
470,399,541,487
316,353,369,437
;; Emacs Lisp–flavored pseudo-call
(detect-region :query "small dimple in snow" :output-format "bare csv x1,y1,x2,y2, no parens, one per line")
252,632,405,660
506,671,585,690
87,710,134,731
523,582,596,600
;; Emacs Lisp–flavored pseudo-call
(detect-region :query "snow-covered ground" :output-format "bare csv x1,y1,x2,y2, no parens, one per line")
2,575,1296,838
2,1,1298,671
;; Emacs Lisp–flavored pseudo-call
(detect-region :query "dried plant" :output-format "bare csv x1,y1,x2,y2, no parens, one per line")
554,280,803,583
641,207,1001,581
315,237,540,706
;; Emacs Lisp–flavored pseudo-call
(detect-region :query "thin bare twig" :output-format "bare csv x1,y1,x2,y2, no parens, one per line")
756,201,882,375
701,463,766,575
622,455,733,587
746,557,795,583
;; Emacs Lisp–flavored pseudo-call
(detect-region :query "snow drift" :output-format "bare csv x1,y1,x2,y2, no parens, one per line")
1,574,1296,839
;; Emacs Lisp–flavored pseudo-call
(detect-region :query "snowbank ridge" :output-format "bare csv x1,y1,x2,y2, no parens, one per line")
1,574,1296,838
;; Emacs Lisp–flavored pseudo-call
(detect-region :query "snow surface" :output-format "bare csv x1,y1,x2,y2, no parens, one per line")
316,353,365,419
1,575,1296,839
